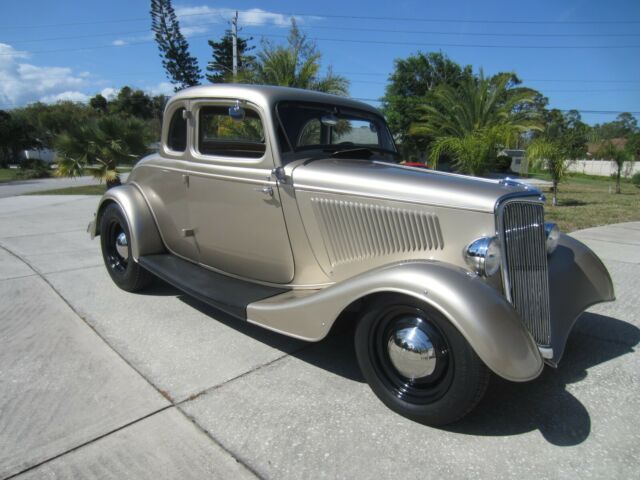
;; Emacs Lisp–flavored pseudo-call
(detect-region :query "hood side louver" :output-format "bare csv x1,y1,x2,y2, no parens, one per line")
311,197,444,267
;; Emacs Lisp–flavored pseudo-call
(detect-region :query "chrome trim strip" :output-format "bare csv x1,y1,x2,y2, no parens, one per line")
137,163,276,186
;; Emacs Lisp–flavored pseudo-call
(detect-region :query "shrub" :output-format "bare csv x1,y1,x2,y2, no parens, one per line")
632,172,640,189
16,158,51,179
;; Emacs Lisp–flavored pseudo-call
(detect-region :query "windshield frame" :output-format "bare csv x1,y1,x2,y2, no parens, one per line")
274,100,398,161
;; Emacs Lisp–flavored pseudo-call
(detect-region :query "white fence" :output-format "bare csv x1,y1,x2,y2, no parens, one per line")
566,159,640,178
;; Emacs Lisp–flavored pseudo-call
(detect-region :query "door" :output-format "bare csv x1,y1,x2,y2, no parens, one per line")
187,101,295,284
139,101,199,262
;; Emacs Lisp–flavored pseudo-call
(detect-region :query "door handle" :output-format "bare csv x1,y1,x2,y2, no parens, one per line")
255,185,274,197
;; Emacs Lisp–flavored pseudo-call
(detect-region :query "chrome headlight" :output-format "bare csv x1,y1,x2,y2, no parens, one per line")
464,236,501,277
545,222,560,254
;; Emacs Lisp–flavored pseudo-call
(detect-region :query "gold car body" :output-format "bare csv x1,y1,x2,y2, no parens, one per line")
89,84,614,383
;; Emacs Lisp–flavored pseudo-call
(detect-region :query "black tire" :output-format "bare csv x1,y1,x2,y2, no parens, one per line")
100,203,152,292
354,294,489,426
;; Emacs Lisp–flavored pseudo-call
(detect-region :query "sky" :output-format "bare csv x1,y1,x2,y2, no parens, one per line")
1,0,639,125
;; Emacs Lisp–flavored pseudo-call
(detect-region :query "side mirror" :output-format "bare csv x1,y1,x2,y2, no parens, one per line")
320,114,338,127
229,100,246,121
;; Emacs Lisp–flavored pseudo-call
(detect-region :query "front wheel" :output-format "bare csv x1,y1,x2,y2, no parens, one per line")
100,203,152,292
355,294,489,426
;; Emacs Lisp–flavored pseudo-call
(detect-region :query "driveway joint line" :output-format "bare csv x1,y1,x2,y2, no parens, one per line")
0,273,38,283
0,243,172,408
177,344,310,405
1,406,173,480
0,241,301,479
574,236,640,247
175,405,264,480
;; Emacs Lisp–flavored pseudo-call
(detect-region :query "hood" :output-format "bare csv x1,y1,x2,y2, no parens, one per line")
291,159,540,213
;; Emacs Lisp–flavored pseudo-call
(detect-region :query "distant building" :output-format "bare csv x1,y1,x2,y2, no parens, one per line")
499,149,527,175
20,148,56,164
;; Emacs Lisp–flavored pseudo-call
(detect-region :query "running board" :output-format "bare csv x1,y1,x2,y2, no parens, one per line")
138,254,289,319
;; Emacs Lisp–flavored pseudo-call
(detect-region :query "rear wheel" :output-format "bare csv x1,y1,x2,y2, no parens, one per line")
100,203,152,292
355,294,489,426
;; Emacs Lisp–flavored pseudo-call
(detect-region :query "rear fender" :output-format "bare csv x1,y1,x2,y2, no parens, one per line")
89,184,164,261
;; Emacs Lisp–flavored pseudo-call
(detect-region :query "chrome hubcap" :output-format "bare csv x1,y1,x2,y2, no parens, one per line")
387,322,437,380
115,232,129,260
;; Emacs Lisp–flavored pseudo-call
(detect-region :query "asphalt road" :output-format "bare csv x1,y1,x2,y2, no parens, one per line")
0,195,638,479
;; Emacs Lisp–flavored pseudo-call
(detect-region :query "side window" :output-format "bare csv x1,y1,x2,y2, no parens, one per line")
198,105,265,158
167,107,187,152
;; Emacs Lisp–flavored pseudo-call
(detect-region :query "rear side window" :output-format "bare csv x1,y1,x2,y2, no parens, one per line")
198,106,265,158
167,108,187,152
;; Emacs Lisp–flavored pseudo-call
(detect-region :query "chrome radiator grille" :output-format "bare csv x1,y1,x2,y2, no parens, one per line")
500,201,551,346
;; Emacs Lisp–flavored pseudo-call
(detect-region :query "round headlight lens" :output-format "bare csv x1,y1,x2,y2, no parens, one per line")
545,222,560,254
465,236,502,277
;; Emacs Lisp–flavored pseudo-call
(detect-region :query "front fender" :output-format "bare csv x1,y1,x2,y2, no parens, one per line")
247,261,543,382
547,233,615,365
88,184,164,261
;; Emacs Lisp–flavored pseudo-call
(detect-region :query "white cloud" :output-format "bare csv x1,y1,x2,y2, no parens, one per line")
174,6,321,36
147,81,174,96
100,87,118,100
0,43,90,106
40,91,90,103
112,39,127,46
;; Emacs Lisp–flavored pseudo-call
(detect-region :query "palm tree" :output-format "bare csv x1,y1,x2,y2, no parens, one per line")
596,140,633,194
249,20,349,95
526,139,570,206
55,115,151,188
411,71,543,173
428,127,510,175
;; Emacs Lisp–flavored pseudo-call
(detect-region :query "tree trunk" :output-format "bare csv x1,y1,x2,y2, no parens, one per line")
552,181,558,206
106,175,121,190
616,167,621,194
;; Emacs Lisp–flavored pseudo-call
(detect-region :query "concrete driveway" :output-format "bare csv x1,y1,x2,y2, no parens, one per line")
0,195,638,479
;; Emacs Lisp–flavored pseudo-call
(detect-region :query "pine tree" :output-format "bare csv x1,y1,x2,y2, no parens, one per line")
150,0,201,91
206,30,255,83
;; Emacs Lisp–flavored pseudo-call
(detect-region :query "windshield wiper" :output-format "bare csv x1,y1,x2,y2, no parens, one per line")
329,147,375,159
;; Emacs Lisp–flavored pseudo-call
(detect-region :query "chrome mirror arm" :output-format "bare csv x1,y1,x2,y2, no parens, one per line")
272,166,286,184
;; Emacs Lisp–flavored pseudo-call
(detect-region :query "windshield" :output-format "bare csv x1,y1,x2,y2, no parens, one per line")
276,101,398,162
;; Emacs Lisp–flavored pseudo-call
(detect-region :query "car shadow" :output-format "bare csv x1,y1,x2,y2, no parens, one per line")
146,280,637,446
444,312,638,445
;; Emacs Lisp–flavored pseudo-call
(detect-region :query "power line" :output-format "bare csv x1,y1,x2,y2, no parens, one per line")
256,32,640,50
6,20,640,45
3,30,640,57
350,80,640,92
1,9,639,30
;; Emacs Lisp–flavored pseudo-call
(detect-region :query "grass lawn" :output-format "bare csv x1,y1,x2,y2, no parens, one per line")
25,184,107,196
0,168,19,183
530,173,640,232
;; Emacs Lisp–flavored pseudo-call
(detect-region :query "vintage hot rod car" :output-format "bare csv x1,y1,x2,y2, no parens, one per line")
89,85,614,426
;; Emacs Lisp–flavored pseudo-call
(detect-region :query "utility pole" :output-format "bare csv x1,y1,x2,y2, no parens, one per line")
231,10,238,79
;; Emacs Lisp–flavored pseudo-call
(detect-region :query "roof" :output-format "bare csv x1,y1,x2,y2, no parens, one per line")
169,84,382,116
